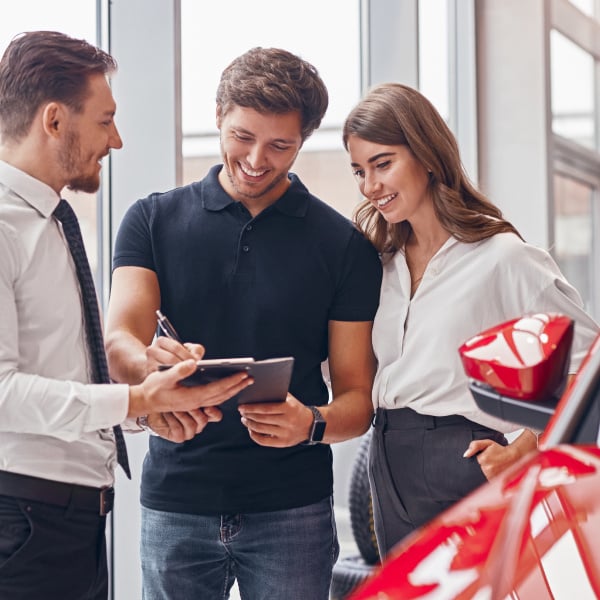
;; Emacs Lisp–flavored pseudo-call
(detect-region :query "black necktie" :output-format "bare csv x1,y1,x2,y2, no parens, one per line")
53,199,131,479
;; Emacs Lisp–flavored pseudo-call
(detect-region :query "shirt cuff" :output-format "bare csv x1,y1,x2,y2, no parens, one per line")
87,383,130,430
122,416,145,433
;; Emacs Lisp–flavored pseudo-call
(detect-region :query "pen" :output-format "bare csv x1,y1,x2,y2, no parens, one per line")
156,310,183,343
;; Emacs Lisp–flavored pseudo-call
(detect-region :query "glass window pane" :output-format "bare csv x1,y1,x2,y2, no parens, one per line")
553,174,595,313
568,0,596,18
0,2,96,48
418,0,449,121
0,2,100,273
180,0,361,217
551,30,596,150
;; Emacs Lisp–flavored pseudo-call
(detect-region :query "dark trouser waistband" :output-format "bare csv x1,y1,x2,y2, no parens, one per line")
0,470,114,516
373,407,488,431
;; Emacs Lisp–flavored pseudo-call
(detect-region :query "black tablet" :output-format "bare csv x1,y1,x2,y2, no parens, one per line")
162,357,294,404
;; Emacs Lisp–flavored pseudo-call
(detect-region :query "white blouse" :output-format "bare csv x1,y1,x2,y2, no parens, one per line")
372,232,599,432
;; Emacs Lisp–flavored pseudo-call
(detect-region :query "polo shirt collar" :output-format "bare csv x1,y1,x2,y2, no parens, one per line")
0,160,59,218
202,164,309,218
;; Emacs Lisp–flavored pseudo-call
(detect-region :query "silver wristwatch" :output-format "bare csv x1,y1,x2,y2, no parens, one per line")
137,415,159,436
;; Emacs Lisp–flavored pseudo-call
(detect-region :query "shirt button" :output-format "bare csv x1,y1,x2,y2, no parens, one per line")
246,225,253,231
242,245,250,252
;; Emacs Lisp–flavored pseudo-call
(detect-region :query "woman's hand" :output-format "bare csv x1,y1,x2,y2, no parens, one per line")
463,429,538,480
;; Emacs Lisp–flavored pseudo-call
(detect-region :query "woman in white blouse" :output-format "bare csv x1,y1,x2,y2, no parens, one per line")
343,83,599,558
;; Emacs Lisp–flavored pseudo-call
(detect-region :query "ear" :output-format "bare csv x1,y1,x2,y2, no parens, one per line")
41,102,65,138
215,105,222,129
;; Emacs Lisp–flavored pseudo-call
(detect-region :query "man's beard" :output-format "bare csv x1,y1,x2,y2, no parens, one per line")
223,161,288,201
59,129,101,194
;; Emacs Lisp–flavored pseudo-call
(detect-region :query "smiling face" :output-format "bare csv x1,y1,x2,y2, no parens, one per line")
347,135,431,225
216,105,303,215
59,73,122,193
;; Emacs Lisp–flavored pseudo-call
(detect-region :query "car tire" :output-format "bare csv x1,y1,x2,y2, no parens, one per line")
330,555,376,600
348,430,380,566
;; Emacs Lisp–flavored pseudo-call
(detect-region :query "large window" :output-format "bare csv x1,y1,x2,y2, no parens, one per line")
418,0,450,121
551,30,596,149
551,0,600,318
554,173,596,312
417,0,477,179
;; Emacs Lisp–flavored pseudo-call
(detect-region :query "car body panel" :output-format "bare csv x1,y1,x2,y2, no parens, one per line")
350,445,600,599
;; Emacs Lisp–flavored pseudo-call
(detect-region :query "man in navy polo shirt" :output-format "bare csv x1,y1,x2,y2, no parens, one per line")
105,47,382,600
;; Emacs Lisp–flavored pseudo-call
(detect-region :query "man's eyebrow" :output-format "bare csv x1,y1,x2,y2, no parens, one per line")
230,125,297,145
270,138,296,145
232,125,253,136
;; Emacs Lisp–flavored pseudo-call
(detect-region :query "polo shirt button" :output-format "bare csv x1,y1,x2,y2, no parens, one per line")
246,225,253,231
242,245,250,252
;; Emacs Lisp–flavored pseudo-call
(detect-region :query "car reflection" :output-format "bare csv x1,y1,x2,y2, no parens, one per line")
350,446,600,600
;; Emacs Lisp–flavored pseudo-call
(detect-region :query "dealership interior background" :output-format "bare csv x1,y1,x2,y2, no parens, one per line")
1,0,599,597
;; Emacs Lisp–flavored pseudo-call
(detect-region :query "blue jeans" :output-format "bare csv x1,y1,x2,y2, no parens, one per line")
140,496,339,600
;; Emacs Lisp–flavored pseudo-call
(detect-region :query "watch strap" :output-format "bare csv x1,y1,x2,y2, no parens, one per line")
302,405,326,445
137,415,159,436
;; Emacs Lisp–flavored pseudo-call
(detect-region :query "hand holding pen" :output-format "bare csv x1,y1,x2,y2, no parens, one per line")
154,309,204,364
143,310,249,442
154,310,204,368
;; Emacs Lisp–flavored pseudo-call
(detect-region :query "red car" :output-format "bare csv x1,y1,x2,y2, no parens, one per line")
349,313,600,599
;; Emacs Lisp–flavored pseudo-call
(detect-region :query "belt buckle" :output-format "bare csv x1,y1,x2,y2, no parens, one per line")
99,486,115,516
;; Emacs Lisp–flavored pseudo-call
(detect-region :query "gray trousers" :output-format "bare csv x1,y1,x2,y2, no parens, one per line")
369,407,507,557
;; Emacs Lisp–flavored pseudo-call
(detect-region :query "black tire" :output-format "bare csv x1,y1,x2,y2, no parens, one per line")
330,555,376,600
348,430,380,565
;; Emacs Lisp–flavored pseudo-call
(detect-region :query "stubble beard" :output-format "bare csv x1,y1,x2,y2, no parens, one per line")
59,129,101,194
223,160,288,202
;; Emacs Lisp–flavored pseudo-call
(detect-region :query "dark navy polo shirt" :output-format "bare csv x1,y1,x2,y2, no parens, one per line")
113,165,382,514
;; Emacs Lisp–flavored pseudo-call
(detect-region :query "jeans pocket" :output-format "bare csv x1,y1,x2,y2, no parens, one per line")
0,497,33,574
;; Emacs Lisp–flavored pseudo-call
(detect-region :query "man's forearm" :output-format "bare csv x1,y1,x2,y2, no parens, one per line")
105,332,150,384
319,390,373,444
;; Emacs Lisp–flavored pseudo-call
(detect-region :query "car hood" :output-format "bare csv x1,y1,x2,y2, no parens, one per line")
350,444,600,600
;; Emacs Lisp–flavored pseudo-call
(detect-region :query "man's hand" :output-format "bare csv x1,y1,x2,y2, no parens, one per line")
146,407,223,443
238,394,314,448
145,336,205,375
463,429,538,480
128,359,253,418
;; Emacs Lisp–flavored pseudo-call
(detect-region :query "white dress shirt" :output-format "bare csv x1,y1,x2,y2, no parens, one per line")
372,232,599,432
0,160,129,487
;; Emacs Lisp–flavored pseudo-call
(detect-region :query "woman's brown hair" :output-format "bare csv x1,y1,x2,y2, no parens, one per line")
343,83,521,253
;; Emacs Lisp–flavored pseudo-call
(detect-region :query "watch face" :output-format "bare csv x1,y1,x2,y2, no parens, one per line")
312,419,326,442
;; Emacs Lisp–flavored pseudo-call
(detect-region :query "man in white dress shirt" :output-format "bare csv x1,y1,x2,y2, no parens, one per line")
0,30,252,600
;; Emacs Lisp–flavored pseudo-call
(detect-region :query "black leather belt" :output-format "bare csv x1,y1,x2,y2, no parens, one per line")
0,470,114,516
